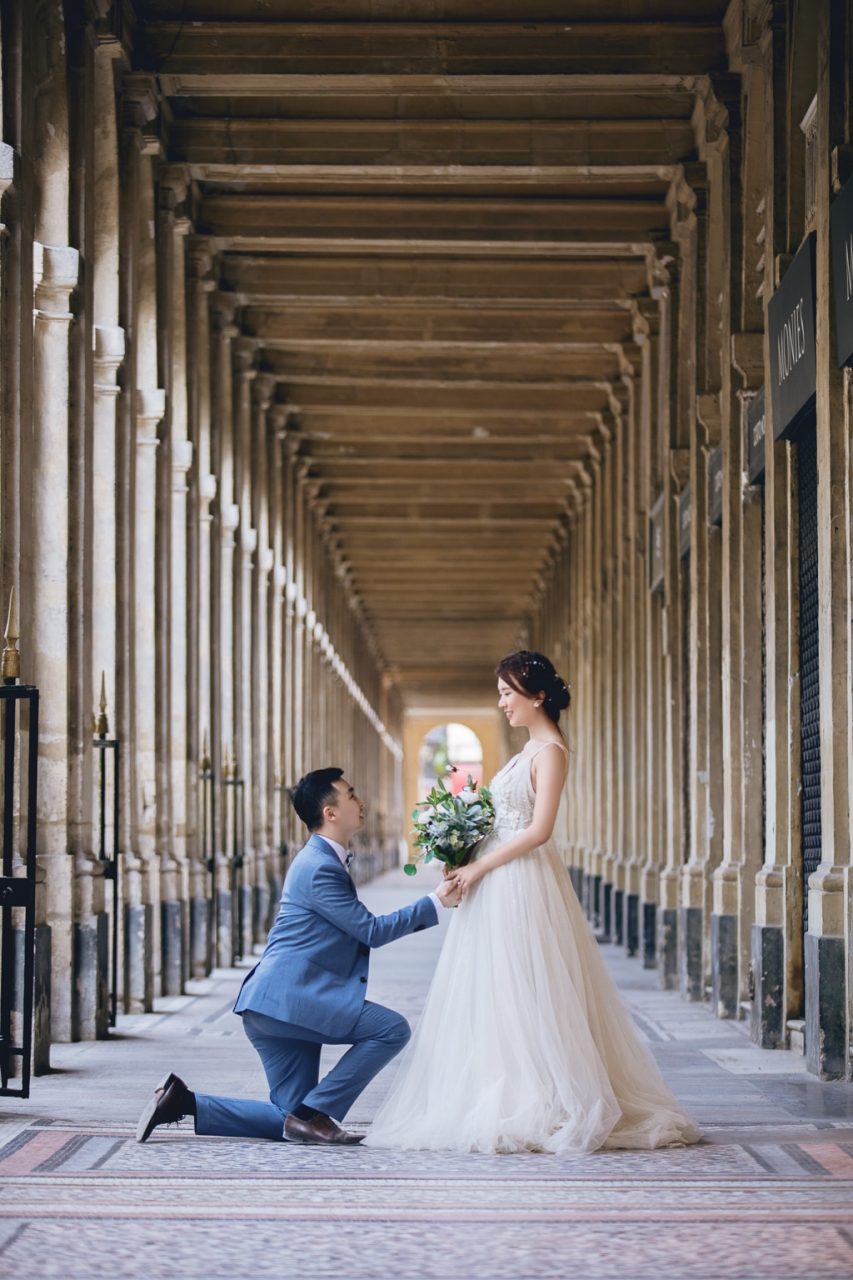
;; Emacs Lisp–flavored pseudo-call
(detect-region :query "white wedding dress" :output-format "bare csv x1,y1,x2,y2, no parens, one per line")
365,742,701,1155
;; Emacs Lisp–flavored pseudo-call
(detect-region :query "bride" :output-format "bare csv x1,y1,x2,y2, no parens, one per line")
365,649,701,1155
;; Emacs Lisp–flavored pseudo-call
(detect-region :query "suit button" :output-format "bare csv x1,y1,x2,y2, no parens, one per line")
359,976,367,984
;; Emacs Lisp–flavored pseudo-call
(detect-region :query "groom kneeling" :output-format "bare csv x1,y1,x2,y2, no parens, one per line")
137,768,459,1146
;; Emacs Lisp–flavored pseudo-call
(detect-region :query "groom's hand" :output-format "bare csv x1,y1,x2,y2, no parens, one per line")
435,877,462,907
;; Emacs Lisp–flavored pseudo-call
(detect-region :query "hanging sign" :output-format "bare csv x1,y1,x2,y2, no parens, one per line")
678,484,691,559
745,385,766,484
768,232,816,440
708,448,723,527
830,172,853,368
649,493,664,594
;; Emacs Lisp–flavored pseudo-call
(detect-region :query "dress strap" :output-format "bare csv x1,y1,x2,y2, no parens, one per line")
527,740,569,762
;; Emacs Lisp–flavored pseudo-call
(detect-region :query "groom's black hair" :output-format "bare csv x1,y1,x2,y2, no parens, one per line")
291,767,345,831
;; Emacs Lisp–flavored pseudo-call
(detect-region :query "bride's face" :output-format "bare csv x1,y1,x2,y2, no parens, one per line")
497,677,539,730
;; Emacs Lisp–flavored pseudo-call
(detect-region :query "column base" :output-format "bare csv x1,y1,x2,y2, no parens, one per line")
189,897,210,979
711,912,738,1018
805,931,847,1079
73,913,109,1040
642,901,656,969
750,922,784,1049
591,874,602,930
161,900,184,996
678,905,703,1001
216,890,233,968
33,924,52,1075
658,908,678,990
625,892,639,958
613,888,624,946
124,902,154,1013
600,881,613,942
569,866,584,903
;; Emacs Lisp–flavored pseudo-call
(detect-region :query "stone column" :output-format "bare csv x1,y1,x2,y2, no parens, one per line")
250,375,275,942
27,242,79,1046
186,238,217,978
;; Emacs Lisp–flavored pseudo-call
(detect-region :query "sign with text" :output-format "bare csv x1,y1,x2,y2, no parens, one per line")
745,385,766,484
649,492,664,594
768,233,816,440
830,172,853,368
708,448,723,527
678,484,691,559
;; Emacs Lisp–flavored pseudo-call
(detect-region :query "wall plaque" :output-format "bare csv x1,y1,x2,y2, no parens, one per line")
745,385,766,484
830,172,853,368
678,484,691,559
768,232,816,440
708,448,723,527
649,493,664,594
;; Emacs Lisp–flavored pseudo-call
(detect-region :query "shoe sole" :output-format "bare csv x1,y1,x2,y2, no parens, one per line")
135,1073,176,1144
283,1134,364,1146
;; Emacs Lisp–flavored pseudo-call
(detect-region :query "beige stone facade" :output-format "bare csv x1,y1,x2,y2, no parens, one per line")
0,0,851,1082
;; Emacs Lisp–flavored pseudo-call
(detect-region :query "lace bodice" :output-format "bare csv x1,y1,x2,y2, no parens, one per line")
488,741,568,834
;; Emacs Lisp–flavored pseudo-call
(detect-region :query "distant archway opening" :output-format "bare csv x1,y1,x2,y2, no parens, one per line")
417,722,484,799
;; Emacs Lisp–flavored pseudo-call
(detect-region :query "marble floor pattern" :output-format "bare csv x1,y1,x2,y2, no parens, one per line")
2,867,853,1279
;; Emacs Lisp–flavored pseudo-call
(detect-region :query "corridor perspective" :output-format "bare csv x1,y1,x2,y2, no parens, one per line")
2,0,853,1275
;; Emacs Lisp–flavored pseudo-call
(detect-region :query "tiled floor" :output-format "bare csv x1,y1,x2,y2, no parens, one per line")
2,867,852,1278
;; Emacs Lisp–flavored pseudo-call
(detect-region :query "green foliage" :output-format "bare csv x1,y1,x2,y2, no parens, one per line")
408,772,496,875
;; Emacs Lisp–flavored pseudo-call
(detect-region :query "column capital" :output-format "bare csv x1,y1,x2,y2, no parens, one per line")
252,373,276,410
221,502,240,534
258,546,274,575
93,324,125,394
33,243,80,320
199,473,218,505
233,338,258,375
241,525,258,556
187,236,216,284
210,291,239,335
172,440,194,490
158,164,189,210
136,387,166,443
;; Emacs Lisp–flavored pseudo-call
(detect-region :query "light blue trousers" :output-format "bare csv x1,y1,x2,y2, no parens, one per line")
194,1002,410,1140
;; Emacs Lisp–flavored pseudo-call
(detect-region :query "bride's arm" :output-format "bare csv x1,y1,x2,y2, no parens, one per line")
452,748,567,896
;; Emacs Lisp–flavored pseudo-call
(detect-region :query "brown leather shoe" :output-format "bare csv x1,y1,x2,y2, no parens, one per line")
136,1073,194,1143
283,1111,363,1146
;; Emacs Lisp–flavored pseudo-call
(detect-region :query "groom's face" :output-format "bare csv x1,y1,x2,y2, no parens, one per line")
325,777,365,841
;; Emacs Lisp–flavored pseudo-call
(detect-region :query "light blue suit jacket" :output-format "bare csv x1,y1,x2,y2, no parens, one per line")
233,834,439,1036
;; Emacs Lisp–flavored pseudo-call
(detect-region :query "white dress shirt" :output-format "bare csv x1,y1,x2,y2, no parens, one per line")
324,836,445,913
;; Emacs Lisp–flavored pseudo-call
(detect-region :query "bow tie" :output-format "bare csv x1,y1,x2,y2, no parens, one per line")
345,852,354,869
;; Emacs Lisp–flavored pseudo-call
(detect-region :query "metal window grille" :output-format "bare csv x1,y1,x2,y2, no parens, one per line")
797,422,821,934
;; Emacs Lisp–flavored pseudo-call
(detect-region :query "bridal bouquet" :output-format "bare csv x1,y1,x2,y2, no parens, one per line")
404,771,495,875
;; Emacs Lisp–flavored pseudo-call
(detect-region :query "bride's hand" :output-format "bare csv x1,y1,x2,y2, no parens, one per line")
452,863,484,898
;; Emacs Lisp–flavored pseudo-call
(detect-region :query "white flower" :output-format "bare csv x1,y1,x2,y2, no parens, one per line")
458,788,479,805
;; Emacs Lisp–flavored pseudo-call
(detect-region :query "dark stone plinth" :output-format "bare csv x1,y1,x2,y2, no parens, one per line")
239,885,254,957
33,923,52,1074
216,889,233,968
678,906,704,1001
750,922,784,1049
601,881,612,942
73,912,109,1039
189,897,210,979
805,931,846,1079
625,893,639,958
161,900,184,996
568,866,582,901
711,912,738,1018
642,901,657,969
613,888,624,946
592,875,602,930
253,883,270,946
659,908,678,990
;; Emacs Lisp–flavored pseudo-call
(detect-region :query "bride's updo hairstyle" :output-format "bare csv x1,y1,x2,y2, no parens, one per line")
495,650,571,725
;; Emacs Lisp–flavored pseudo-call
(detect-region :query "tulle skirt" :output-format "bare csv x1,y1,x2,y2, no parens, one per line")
364,834,701,1155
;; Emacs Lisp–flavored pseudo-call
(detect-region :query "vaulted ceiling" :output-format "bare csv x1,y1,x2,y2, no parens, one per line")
134,1,730,700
